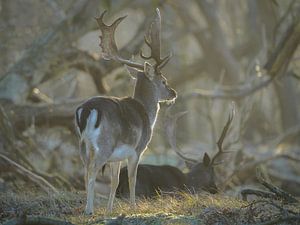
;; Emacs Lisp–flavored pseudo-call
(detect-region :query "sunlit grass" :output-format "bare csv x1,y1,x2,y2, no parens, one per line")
67,192,247,224
2,190,298,225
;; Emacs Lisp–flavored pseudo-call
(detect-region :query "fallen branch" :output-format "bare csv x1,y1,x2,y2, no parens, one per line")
256,169,298,203
4,99,83,131
253,215,300,225
0,153,58,193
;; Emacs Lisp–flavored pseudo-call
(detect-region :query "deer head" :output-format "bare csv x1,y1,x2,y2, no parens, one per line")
165,105,235,194
96,9,176,105
186,153,217,194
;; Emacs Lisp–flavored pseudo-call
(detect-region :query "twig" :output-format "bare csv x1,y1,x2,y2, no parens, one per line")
241,189,276,201
0,153,58,193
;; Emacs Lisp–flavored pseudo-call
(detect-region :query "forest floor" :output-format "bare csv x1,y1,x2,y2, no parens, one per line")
0,190,300,225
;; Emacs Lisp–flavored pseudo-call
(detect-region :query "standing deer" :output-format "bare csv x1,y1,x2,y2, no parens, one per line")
116,107,235,198
75,9,176,214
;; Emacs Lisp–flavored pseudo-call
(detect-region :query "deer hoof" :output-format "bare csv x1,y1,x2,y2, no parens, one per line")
84,208,93,215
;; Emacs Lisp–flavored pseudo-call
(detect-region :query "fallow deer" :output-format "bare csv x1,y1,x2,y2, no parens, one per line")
75,9,176,214
116,107,235,198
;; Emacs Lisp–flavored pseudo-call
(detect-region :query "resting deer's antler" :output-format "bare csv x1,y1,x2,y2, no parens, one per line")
95,11,144,70
140,8,172,73
210,104,235,166
164,107,198,164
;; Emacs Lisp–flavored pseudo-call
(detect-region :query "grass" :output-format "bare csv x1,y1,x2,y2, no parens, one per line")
1,190,299,225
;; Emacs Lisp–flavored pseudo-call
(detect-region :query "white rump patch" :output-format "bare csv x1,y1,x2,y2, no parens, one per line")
108,145,136,162
82,109,101,152
77,108,83,122
76,108,83,134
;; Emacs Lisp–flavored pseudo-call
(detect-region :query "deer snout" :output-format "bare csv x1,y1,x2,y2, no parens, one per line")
171,89,177,98
168,89,177,101
208,185,218,194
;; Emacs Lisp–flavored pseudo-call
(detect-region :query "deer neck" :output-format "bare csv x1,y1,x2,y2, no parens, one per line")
133,73,160,128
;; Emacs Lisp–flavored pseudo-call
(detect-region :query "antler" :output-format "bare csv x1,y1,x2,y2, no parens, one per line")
210,104,236,166
140,8,171,73
95,10,144,70
164,107,198,164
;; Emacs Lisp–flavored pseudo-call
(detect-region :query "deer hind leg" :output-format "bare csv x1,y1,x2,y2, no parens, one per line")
84,147,100,215
79,141,88,191
84,147,110,215
107,161,121,212
127,153,140,206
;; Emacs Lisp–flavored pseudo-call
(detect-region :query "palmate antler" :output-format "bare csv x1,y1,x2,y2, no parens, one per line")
95,11,143,70
95,8,170,72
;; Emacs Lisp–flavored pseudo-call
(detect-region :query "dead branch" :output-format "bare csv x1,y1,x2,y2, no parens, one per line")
196,0,243,82
0,153,58,193
171,38,256,87
253,215,300,225
221,123,300,189
184,10,300,99
3,215,75,225
221,153,300,190
173,0,243,83
43,47,110,94
265,12,300,76
0,0,100,103
183,76,273,99
256,169,298,203
241,189,276,201
3,99,83,132
243,199,300,225
40,13,150,96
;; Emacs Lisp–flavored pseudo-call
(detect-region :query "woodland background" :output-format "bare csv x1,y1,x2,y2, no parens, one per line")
0,0,300,224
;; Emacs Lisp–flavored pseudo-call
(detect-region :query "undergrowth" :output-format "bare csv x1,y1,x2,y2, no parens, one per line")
0,190,299,225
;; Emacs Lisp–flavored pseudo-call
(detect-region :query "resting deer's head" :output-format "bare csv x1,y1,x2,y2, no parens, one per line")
165,106,235,194
187,153,217,194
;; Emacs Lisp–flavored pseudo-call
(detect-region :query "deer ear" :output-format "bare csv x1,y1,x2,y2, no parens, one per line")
144,62,155,80
203,153,211,167
125,65,141,79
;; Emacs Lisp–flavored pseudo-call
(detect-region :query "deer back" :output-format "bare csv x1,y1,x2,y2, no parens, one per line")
75,96,151,152
117,164,186,198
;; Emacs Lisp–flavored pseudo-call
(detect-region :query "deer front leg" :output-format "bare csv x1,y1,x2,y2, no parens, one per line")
127,154,139,207
107,161,121,212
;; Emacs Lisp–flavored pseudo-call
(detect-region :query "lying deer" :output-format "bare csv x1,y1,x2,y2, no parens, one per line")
116,107,235,198
75,9,176,214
